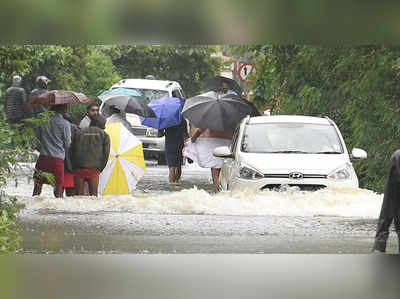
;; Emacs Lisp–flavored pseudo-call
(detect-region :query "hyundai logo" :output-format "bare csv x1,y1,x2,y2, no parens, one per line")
289,172,304,180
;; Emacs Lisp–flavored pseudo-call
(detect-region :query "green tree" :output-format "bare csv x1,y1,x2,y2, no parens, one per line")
105,45,221,97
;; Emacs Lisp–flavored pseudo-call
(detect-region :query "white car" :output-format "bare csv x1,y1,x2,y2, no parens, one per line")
100,78,185,164
214,115,367,191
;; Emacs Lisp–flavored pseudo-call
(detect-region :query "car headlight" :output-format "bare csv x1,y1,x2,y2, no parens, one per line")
146,128,159,137
239,163,264,180
328,163,352,181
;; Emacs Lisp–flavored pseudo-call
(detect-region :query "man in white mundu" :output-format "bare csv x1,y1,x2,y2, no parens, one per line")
185,128,233,193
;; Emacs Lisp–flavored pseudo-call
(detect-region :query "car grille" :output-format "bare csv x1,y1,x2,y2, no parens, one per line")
261,184,326,191
263,174,327,179
131,127,147,136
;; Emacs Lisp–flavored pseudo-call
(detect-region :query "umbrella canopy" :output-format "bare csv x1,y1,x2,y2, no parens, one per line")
238,96,260,117
98,88,142,102
29,90,92,106
98,122,146,195
141,97,185,130
202,76,242,96
182,91,254,131
103,95,156,118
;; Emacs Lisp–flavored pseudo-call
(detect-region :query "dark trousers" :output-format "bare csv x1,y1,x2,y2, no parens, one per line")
373,150,400,253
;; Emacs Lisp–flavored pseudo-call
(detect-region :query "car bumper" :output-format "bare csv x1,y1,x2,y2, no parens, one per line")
229,177,359,191
139,136,165,154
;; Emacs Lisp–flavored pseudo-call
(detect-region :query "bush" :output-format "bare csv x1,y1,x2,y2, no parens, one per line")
0,194,21,254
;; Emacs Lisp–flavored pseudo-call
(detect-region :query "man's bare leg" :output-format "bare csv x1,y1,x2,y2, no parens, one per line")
83,181,90,196
88,177,99,196
65,187,75,197
176,165,182,182
74,177,85,195
169,167,177,183
211,168,221,193
54,185,64,198
32,180,42,196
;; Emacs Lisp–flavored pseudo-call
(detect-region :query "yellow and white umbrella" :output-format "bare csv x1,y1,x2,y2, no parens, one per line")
98,122,146,195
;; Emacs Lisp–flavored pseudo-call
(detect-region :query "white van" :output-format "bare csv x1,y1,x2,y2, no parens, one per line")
100,79,185,164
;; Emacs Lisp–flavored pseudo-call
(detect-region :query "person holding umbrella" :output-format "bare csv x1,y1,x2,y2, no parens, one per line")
158,118,189,184
220,80,238,96
182,91,256,193
71,114,110,196
28,75,51,117
141,96,187,182
32,104,71,198
202,76,242,96
190,127,233,193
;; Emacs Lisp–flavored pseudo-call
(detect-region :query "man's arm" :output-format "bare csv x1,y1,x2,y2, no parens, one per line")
157,129,165,137
191,128,204,143
101,133,111,171
63,121,72,154
182,119,189,140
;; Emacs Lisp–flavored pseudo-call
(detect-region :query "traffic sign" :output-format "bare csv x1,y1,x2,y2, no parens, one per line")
238,63,256,81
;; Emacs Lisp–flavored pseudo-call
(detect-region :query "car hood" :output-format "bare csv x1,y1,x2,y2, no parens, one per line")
240,153,349,175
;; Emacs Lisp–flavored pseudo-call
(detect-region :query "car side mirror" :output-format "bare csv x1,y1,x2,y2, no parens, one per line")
213,146,233,158
351,148,367,160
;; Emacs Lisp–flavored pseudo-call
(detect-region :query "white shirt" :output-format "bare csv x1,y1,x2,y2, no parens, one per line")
79,115,91,129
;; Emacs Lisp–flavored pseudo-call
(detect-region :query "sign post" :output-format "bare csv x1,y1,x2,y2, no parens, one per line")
238,63,256,82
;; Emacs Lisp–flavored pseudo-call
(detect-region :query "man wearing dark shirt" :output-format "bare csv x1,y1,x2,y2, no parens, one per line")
158,119,189,183
4,75,27,124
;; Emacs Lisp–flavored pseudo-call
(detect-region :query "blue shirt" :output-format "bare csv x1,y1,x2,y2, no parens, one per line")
36,112,71,159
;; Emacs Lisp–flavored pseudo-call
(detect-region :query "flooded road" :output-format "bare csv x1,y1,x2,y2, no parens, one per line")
6,162,399,253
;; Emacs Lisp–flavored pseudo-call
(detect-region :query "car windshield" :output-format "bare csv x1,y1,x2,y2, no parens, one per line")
241,122,344,154
136,89,169,101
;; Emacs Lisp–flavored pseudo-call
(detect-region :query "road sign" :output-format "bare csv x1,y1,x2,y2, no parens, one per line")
238,63,255,81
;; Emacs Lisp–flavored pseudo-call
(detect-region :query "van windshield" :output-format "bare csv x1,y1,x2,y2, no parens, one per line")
241,123,344,154
136,89,169,101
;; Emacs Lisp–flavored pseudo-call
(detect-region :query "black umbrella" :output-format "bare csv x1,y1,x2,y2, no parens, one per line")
202,76,243,96
182,91,255,131
237,95,260,117
102,95,156,118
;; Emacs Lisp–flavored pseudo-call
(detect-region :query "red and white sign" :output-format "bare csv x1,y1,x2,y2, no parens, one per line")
238,63,256,81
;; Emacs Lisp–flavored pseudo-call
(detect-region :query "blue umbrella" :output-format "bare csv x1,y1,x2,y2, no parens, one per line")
141,97,185,129
98,88,142,101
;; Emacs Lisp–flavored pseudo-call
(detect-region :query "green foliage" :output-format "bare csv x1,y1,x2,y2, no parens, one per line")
106,45,221,97
0,112,52,253
250,45,400,192
0,209,21,253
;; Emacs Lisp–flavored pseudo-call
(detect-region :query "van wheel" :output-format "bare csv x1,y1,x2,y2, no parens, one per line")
157,154,167,165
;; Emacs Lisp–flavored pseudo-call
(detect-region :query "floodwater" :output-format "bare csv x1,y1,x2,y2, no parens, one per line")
5,162,399,253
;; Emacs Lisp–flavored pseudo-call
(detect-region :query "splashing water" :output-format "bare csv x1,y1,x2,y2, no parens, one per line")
15,186,382,218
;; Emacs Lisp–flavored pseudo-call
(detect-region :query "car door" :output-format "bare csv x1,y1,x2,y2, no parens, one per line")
220,125,240,190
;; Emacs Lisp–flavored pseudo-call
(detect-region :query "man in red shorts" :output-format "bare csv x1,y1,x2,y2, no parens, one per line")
71,114,110,196
33,104,71,198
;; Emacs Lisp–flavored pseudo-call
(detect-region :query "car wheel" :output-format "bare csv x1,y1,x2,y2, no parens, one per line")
157,154,167,165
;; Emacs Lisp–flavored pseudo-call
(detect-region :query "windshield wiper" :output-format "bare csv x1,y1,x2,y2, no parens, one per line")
312,151,342,154
267,150,311,154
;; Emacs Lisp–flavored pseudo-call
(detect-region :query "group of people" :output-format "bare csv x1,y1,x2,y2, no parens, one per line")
4,75,51,124
33,103,110,198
